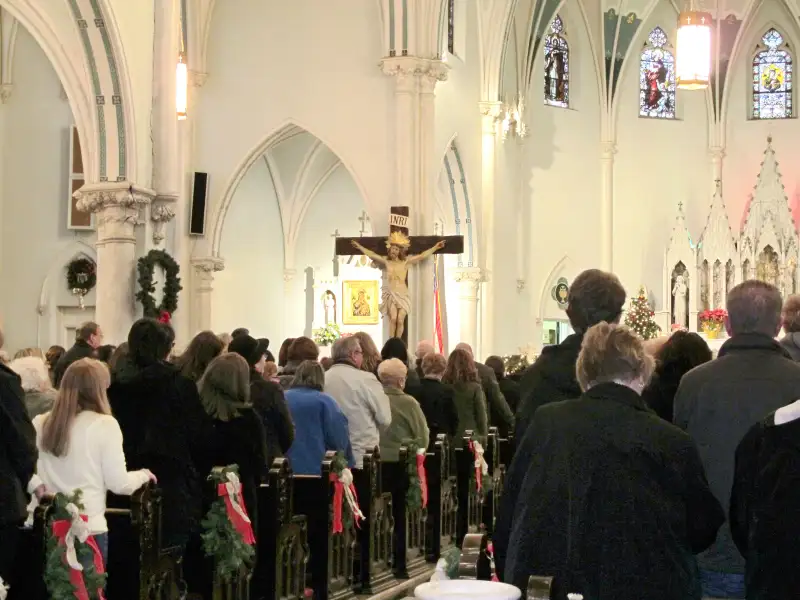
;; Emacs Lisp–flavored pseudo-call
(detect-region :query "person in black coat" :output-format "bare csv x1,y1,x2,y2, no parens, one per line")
409,353,458,444
641,331,711,422
381,337,420,392
52,321,103,388
108,319,213,547
673,281,800,599
0,328,37,584
228,334,294,467
730,400,800,600
501,323,723,600
485,356,521,435
514,269,626,442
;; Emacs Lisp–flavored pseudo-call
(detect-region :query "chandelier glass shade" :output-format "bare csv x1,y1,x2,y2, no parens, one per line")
676,11,713,90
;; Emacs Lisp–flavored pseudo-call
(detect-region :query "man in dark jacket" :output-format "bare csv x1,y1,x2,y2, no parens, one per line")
778,294,800,360
674,280,800,599
485,356,521,432
730,400,800,600
514,270,627,442
53,321,103,387
0,327,37,583
495,269,626,578
454,342,514,433
229,334,294,467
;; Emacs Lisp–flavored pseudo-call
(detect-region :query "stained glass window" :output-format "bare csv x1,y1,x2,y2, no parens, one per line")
544,15,569,108
447,0,455,55
752,29,792,119
639,27,676,119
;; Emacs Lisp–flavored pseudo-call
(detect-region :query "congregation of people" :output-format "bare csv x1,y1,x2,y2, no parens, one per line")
1,269,800,599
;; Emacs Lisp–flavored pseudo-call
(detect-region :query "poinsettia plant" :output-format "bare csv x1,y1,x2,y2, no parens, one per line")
699,308,727,324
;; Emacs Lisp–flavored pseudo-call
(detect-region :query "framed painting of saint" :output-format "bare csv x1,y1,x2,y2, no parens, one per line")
342,280,380,325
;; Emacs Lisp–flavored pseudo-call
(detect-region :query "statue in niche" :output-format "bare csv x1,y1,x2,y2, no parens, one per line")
725,260,735,297
742,259,752,281
713,261,722,308
672,266,688,329
756,246,779,287
323,290,337,324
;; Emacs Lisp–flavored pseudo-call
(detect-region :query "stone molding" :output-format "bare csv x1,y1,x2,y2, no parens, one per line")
151,194,178,245
380,56,449,88
453,267,485,286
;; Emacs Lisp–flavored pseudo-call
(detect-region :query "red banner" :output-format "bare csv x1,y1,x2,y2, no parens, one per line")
416,453,428,508
217,483,256,545
469,441,482,492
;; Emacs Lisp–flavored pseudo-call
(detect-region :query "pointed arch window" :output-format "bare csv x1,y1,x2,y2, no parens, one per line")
544,15,570,108
639,27,676,119
752,28,793,119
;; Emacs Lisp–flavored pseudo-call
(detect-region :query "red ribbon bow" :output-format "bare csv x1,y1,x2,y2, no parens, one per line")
469,441,482,492
158,311,171,324
51,516,106,600
217,482,256,545
416,453,428,508
328,473,362,534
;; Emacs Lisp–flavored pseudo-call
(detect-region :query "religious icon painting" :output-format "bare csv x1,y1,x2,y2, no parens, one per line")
639,27,676,119
342,280,380,325
551,277,569,309
752,29,793,120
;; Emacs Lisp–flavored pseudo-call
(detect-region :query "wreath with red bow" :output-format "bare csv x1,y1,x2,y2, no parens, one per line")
135,249,182,320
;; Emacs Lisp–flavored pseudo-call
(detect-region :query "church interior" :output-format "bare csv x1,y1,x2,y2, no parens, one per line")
2,0,800,598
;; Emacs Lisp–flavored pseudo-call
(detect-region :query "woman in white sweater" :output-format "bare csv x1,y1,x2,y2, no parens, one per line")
28,358,154,562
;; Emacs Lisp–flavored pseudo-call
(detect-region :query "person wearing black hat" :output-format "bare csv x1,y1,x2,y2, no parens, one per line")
228,334,294,468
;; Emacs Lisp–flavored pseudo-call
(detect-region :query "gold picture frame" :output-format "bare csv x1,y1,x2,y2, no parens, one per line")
342,280,380,325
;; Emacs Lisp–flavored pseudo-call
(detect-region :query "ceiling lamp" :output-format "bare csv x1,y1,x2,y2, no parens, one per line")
676,8,712,90
176,53,188,120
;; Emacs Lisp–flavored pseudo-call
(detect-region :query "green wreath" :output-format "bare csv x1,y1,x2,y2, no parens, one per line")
201,466,255,582
405,441,424,512
45,490,107,600
65,257,97,295
135,249,182,318
330,452,356,531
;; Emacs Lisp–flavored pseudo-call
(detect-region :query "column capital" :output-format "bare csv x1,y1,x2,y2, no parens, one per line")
192,256,225,275
283,268,297,283
0,84,13,104
151,194,178,245
709,145,726,160
75,182,155,241
600,141,617,159
189,70,208,88
479,101,504,120
380,56,449,88
453,267,486,285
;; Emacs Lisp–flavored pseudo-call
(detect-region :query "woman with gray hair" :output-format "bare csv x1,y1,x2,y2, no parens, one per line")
377,358,429,463
285,360,354,475
496,322,724,600
10,355,57,418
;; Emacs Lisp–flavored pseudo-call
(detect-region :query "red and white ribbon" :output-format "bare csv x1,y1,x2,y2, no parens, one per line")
217,471,256,545
416,448,428,509
51,503,106,600
468,441,489,491
329,468,365,534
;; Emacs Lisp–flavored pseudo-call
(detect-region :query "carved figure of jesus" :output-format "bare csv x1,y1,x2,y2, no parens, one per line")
672,274,688,328
351,232,445,339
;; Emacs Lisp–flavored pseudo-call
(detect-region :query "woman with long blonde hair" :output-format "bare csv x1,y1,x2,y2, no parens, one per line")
29,358,155,562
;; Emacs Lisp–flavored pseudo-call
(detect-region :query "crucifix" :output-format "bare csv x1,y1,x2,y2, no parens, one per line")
335,206,464,342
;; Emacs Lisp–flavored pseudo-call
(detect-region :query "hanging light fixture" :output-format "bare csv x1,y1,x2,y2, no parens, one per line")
676,4,712,90
176,52,188,120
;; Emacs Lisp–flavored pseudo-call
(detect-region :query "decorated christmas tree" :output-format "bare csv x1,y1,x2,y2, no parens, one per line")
624,286,661,340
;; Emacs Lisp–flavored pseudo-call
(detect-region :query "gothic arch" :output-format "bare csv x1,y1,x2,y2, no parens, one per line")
537,254,574,322
209,118,373,258
438,134,476,267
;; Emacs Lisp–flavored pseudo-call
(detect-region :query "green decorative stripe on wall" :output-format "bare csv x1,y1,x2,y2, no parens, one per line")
67,0,107,181
401,0,408,55
89,0,126,179
388,0,396,56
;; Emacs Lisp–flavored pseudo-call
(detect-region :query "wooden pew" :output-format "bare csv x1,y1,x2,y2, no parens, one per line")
293,452,356,600
106,483,183,600
381,444,429,580
526,576,554,599
351,446,394,595
457,532,491,581
11,497,53,600
499,432,514,469
252,458,308,600
455,431,483,544
481,427,506,536
425,434,458,561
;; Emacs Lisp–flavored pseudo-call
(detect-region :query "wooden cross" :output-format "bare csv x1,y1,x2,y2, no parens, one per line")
358,211,370,236
334,206,464,343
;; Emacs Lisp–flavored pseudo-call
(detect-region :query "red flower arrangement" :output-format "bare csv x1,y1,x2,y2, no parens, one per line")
698,309,727,324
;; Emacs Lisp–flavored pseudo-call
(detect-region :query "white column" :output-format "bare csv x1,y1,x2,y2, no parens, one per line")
76,183,155,344
190,257,224,333
453,267,484,350
710,146,725,187
478,102,501,356
380,56,448,345
600,141,617,271
150,0,180,247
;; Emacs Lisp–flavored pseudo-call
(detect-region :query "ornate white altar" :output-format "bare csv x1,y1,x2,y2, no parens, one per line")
662,137,798,331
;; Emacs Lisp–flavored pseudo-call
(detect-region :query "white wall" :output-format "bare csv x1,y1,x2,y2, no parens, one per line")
212,152,366,344
195,0,391,249
0,26,94,352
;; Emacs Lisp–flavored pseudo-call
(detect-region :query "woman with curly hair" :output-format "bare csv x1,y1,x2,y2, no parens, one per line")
173,331,225,383
443,348,488,441
353,331,381,375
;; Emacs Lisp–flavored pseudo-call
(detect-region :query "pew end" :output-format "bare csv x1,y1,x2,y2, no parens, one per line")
457,533,491,581
526,575,554,599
